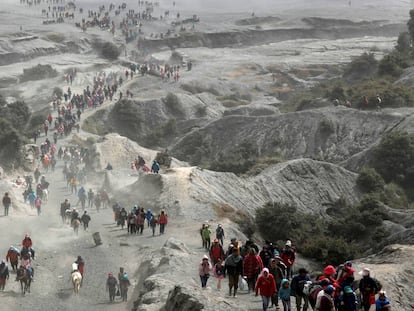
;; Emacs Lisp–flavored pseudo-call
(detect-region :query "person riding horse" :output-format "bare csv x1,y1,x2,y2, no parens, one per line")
16,264,31,294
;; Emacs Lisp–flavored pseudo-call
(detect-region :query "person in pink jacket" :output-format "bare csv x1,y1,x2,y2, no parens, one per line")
199,255,212,289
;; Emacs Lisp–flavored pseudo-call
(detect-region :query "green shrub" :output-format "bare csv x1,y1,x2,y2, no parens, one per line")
380,182,409,209
356,168,385,193
343,52,378,82
372,131,414,186
396,31,411,54
0,118,25,168
164,93,185,118
100,41,120,60
378,52,404,77
20,64,58,82
211,141,258,174
319,118,335,134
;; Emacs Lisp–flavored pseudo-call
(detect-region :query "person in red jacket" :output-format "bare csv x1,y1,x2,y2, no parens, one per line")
157,210,168,234
255,267,277,311
280,240,295,279
22,233,32,249
6,246,20,271
75,256,85,286
243,248,264,293
209,239,224,265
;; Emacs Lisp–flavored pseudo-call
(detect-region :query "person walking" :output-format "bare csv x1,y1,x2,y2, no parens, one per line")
158,210,168,234
213,258,225,290
224,247,243,297
255,268,277,311
359,268,379,311
279,279,292,311
80,211,91,230
106,272,119,302
2,192,11,216
119,272,131,302
199,255,212,289
291,268,311,311
0,260,9,291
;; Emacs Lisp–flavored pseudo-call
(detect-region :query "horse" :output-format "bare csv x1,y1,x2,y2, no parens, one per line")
71,271,82,294
16,266,31,295
72,219,80,235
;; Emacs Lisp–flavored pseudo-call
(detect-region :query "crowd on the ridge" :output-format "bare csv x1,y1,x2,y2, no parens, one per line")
198,225,391,311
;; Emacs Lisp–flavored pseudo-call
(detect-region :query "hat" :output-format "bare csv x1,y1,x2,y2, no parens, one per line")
379,290,386,297
344,286,353,294
202,255,209,260
274,255,282,260
325,285,334,295
25,233,30,238
230,237,236,242
345,261,352,267
285,240,292,247
323,265,336,276
213,238,219,243
358,268,370,277
108,272,113,276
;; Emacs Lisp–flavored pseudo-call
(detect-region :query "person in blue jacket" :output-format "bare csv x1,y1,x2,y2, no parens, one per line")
375,291,391,311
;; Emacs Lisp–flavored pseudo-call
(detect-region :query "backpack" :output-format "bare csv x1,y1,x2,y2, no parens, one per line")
108,276,117,286
373,278,382,294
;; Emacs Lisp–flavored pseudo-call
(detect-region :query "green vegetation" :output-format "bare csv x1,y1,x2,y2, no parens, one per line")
255,199,390,265
144,119,178,148
163,93,185,118
217,93,252,108
99,41,121,60
0,98,36,169
356,168,385,193
20,64,58,82
46,32,65,43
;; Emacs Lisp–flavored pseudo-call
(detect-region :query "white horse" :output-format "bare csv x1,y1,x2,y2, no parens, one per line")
71,271,82,294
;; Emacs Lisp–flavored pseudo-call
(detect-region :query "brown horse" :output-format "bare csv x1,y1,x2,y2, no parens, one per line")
71,271,82,294
16,266,31,295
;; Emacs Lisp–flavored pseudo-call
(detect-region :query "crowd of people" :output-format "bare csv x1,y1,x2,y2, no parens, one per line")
198,234,391,311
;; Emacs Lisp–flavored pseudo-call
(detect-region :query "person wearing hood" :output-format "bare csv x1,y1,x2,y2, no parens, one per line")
375,290,391,311
255,267,277,311
224,247,243,297
145,208,152,227
338,285,358,311
199,255,212,288
0,260,9,291
358,268,379,311
319,285,335,311
279,279,291,311
280,240,295,279
119,272,131,302
337,261,355,289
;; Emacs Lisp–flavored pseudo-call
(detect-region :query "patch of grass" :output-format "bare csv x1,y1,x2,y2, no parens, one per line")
245,156,284,176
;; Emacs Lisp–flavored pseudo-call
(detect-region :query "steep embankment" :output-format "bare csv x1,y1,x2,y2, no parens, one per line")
110,158,359,223
141,20,404,51
170,107,414,169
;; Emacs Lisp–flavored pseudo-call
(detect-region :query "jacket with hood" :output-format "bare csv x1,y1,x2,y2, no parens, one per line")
199,256,212,276
278,279,291,301
255,268,276,297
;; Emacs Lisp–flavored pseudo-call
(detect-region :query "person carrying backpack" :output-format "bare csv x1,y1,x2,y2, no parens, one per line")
291,268,311,311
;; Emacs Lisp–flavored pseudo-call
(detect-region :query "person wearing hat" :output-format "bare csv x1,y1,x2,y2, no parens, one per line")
119,272,131,301
280,240,295,280
269,256,287,308
291,267,311,311
106,272,119,302
215,224,225,246
199,255,212,289
318,285,335,311
375,290,391,311
338,286,357,311
2,192,11,216
209,238,224,265
224,247,244,297
358,268,379,311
